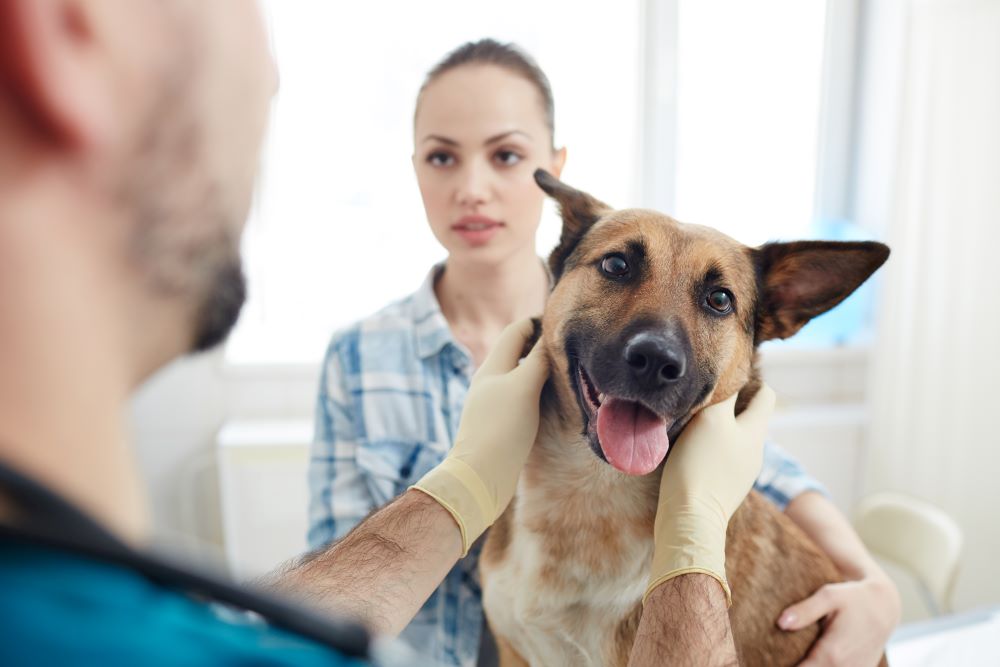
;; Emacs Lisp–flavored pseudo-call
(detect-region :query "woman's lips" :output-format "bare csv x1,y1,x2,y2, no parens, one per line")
452,215,504,246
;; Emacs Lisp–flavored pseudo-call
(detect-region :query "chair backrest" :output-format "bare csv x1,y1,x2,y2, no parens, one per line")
853,492,963,616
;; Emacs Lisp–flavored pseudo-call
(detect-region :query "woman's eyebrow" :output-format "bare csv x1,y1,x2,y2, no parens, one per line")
484,130,531,145
421,130,532,146
422,134,459,145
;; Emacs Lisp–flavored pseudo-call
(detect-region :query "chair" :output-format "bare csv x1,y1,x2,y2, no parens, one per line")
853,492,963,616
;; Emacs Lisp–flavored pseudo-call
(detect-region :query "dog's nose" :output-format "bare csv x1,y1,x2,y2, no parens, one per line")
623,332,687,389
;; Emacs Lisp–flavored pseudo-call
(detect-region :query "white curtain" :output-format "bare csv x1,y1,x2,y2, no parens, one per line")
861,0,1000,611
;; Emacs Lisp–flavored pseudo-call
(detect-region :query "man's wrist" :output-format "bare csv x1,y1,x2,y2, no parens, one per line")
632,572,737,667
645,567,731,606
649,502,731,605
410,458,492,556
644,571,730,609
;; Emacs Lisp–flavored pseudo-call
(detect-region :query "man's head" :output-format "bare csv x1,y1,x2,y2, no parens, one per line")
0,0,277,374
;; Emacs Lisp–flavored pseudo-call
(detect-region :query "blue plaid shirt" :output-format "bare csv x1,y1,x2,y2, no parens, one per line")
308,265,828,667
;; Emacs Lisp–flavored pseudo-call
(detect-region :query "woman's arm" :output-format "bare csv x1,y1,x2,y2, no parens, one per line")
785,491,885,581
754,441,828,510
779,491,901,666
752,442,900,665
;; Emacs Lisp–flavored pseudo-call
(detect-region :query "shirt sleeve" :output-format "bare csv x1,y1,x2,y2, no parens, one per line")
752,441,830,510
307,335,376,550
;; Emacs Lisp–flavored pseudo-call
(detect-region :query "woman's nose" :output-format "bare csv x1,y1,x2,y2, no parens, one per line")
455,160,491,207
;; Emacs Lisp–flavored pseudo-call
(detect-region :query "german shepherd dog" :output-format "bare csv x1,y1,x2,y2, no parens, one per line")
479,170,890,666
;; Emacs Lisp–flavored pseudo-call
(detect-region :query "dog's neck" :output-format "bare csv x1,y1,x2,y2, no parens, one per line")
520,385,661,526
505,387,660,594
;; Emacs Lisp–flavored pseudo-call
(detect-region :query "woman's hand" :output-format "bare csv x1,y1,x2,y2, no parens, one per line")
779,490,902,666
778,568,901,666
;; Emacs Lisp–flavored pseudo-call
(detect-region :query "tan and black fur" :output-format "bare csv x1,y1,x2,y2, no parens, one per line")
479,170,890,666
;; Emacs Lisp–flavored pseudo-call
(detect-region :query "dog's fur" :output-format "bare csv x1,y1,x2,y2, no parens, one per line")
479,171,890,666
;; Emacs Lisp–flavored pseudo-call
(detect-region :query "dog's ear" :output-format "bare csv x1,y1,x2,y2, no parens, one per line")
535,169,612,282
754,241,890,342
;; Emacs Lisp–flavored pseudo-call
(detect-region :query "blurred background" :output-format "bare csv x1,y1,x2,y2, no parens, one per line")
130,0,1000,640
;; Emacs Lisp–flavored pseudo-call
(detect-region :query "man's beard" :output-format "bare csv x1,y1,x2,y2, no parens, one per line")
190,251,246,353
128,204,249,355
119,59,250,355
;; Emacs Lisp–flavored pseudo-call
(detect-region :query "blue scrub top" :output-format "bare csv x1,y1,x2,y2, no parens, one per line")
0,537,369,666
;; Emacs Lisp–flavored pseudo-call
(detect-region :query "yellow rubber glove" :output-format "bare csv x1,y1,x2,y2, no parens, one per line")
411,318,549,555
644,384,777,605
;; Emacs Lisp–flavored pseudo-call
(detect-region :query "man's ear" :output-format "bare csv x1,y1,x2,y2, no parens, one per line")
0,0,115,150
754,241,891,342
534,169,612,282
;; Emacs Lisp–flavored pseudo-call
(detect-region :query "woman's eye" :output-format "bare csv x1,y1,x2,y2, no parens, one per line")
427,151,455,167
494,150,522,166
600,254,629,278
707,289,733,313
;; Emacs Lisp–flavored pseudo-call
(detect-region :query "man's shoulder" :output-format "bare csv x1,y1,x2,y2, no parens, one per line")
0,539,362,666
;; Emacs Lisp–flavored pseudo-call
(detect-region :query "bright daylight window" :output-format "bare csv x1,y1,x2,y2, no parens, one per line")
226,0,643,365
228,0,849,365
674,1,828,246
672,0,867,346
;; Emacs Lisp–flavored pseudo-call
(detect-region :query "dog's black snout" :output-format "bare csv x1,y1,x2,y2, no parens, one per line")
624,332,687,388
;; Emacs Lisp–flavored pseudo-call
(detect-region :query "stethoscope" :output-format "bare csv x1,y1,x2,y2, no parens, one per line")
0,460,371,660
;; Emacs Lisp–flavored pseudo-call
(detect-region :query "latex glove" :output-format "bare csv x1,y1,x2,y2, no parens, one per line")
412,318,549,555
644,384,777,605
778,574,901,666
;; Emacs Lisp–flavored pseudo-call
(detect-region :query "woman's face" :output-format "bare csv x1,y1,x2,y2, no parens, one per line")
413,64,566,267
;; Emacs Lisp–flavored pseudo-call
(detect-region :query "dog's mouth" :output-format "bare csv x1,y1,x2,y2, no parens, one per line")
573,361,672,477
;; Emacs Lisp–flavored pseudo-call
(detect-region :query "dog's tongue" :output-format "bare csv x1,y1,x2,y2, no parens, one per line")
595,398,670,476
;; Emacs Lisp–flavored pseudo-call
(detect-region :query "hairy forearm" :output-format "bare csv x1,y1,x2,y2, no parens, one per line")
785,491,879,579
629,575,738,667
263,489,461,636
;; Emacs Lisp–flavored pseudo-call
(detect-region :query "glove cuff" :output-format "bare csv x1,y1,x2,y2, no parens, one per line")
645,505,731,606
410,458,494,556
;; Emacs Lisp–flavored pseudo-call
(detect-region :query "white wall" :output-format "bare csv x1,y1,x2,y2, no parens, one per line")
129,351,318,565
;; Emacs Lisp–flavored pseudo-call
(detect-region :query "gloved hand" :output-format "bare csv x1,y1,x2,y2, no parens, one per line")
644,384,776,605
412,318,549,555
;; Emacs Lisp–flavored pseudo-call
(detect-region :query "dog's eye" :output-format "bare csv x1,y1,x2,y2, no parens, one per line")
707,290,733,313
600,254,629,278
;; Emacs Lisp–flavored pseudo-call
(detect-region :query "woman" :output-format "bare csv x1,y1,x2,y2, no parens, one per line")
308,39,899,667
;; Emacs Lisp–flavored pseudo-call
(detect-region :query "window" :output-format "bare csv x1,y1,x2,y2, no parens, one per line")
227,1,643,364
670,0,871,346
673,0,829,246
229,0,861,364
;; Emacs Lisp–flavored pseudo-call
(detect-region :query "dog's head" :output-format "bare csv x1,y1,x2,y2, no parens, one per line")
535,169,889,476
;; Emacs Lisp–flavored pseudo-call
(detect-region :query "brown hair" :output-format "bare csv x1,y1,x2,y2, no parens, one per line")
415,39,556,146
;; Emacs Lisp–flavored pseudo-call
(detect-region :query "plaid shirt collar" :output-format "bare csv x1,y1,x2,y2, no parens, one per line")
412,263,466,363
413,258,555,363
